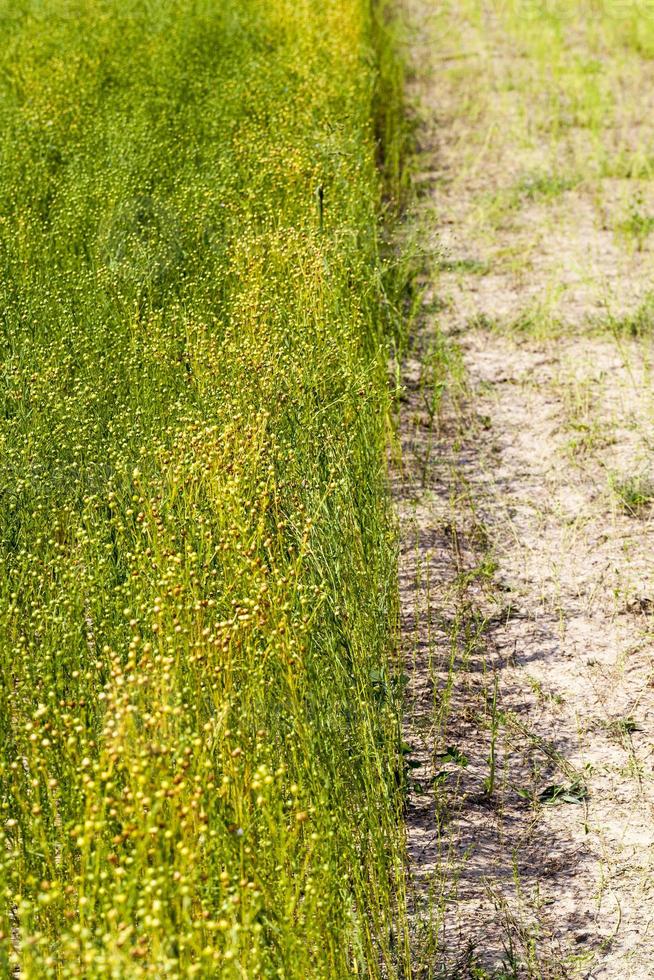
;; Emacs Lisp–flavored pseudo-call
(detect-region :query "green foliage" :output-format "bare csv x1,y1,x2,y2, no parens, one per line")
619,193,654,250
0,0,408,975
605,293,654,336
611,473,654,515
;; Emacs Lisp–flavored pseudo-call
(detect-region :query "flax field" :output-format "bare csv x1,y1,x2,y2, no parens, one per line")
0,0,410,975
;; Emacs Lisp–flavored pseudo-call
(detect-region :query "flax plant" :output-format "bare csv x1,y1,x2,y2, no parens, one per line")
0,0,409,975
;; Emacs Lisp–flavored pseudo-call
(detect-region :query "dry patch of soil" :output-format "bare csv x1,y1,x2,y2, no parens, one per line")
395,2,654,977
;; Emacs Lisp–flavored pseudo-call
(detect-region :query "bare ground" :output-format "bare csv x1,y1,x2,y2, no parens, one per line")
395,2,654,977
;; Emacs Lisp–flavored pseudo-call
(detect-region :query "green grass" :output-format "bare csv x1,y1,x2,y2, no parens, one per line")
483,172,578,228
617,193,654,250
610,473,654,516
0,0,410,976
606,293,654,336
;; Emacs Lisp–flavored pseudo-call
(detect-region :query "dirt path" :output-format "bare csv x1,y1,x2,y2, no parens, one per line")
395,2,654,977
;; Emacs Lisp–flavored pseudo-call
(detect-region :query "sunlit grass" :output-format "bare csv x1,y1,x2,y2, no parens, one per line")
0,0,410,975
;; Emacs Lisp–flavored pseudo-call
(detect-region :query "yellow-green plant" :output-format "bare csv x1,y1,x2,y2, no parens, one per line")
0,0,409,975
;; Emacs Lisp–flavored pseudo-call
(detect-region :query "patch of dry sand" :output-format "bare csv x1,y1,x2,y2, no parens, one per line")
395,2,654,977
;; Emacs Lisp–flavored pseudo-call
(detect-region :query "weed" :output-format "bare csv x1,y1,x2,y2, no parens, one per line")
486,172,577,225
606,293,654,337
611,473,654,515
619,193,654,250
437,257,490,275
483,673,501,799
607,716,641,738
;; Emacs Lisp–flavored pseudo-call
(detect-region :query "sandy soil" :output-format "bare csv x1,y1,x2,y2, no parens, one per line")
395,2,654,977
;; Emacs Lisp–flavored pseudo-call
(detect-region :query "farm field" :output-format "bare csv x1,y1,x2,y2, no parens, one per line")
0,0,411,976
5,0,654,977
396,0,654,977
